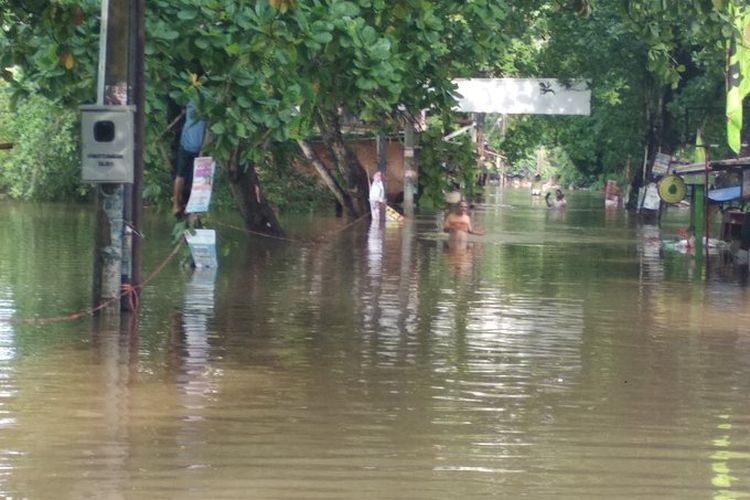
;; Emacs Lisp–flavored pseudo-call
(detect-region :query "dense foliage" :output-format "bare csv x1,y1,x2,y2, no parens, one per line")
0,85,85,200
417,121,478,209
0,0,744,212
489,1,738,193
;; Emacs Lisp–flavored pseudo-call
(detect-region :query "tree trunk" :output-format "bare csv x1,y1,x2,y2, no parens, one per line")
627,80,671,210
316,108,370,216
297,139,357,217
226,151,284,236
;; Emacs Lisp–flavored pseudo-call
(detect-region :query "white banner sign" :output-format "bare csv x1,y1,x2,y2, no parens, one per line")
641,183,661,211
652,152,671,175
185,156,215,214
453,78,591,115
184,229,218,268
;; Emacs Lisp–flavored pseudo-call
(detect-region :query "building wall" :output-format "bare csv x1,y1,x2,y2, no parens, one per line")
309,137,406,201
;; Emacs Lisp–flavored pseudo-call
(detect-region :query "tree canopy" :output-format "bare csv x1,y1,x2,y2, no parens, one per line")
0,0,744,212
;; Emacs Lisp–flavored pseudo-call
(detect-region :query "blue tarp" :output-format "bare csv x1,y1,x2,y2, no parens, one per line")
708,186,741,203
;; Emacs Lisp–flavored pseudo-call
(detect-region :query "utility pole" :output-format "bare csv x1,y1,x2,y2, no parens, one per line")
121,0,145,309
376,126,387,175
131,0,145,295
91,0,130,313
403,121,417,217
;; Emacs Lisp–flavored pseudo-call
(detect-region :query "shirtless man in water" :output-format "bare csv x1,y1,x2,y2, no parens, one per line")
545,188,567,208
443,201,484,241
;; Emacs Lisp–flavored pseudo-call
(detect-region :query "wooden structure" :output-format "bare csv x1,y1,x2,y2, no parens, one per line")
302,137,407,202
672,156,750,262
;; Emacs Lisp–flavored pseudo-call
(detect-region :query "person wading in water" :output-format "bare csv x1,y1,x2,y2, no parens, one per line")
443,200,485,241
545,189,567,208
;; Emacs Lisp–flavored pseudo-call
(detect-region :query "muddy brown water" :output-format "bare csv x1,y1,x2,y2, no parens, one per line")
1,188,749,499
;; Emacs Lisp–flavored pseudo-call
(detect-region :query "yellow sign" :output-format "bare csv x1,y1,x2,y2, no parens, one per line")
657,175,687,204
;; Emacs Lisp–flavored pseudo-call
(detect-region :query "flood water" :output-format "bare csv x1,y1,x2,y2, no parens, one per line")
1,188,750,499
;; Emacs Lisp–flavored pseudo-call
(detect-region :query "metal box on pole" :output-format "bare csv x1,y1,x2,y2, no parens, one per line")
80,104,135,183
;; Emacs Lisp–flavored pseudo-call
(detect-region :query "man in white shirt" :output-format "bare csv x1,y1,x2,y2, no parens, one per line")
369,171,386,218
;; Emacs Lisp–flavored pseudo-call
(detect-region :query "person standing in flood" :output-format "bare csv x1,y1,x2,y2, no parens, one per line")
442,200,484,275
545,189,567,208
443,201,485,240
172,101,208,217
369,171,386,221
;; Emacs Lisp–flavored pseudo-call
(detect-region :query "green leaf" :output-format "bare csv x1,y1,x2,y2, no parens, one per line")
177,9,198,21
237,96,252,108
355,77,376,90
313,31,333,44
361,26,377,45
161,30,180,41
332,1,361,18
236,121,248,138
369,38,391,60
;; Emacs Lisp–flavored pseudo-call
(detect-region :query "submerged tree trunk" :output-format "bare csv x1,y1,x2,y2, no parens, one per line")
627,79,672,210
297,139,357,217
226,148,284,236
316,108,370,216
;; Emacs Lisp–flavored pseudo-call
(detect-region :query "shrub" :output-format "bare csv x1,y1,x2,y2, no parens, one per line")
0,90,89,201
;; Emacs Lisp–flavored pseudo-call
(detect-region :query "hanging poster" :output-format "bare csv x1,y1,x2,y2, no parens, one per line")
642,182,661,211
185,157,215,214
743,168,750,199
652,153,671,176
184,229,218,268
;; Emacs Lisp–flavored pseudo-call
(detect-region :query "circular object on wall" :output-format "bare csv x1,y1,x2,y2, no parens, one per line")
657,175,687,204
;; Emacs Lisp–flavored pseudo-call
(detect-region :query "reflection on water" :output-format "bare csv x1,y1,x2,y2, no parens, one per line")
0,288,16,365
0,287,16,496
170,268,217,405
639,222,665,285
1,192,750,498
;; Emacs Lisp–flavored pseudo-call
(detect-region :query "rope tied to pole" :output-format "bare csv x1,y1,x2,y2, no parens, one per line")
14,240,184,325
212,211,371,245
11,211,371,325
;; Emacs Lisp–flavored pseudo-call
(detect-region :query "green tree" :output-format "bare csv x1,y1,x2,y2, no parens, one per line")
491,1,733,202
0,84,85,200
1,0,520,223
293,0,515,215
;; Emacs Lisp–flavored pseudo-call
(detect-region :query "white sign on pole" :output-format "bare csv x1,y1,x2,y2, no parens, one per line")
185,157,215,214
641,183,661,211
453,78,591,115
184,229,218,268
652,152,671,176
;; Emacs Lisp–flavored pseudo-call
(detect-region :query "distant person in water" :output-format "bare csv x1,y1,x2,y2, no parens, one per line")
369,171,386,221
531,174,543,196
443,200,484,239
443,200,483,275
545,189,567,208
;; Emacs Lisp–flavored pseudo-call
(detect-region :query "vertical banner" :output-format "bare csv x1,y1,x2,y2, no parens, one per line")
652,152,672,176
695,129,706,164
642,182,661,211
185,157,215,214
184,229,218,268
726,0,750,153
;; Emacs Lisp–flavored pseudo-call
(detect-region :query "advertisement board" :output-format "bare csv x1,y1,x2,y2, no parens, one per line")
185,157,215,214
453,78,591,115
